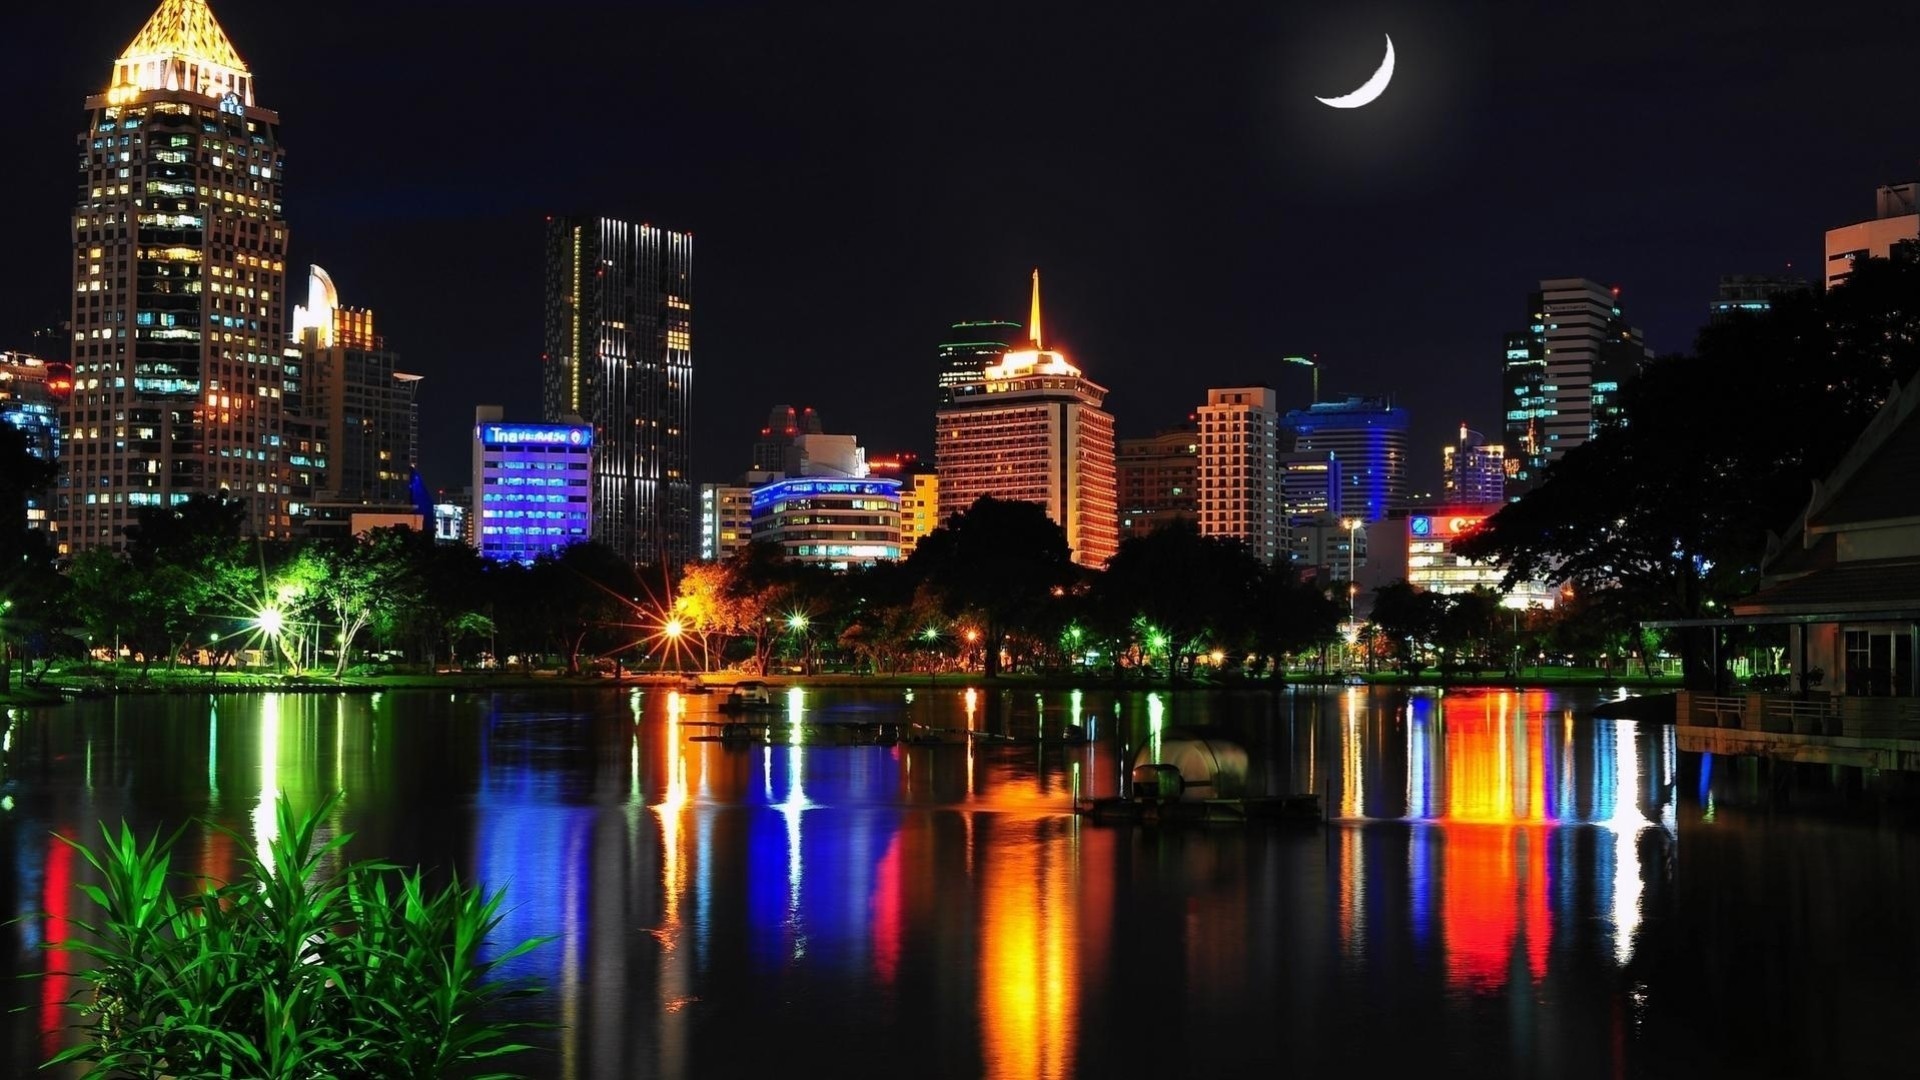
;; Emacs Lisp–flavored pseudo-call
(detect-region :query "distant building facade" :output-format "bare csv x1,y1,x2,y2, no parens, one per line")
1443,424,1506,505
898,471,940,557
1709,274,1805,322
1407,505,1557,609
1501,278,1650,496
471,406,593,564
699,482,754,562
1197,386,1284,564
935,272,1118,569
1285,395,1408,523
751,405,823,473
1,352,68,537
1117,425,1198,538
750,477,902,568
1825,182,1918,290
288,265,421,508
542,215,693,566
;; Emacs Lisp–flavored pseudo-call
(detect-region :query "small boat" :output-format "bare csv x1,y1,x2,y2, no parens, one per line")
718,680,779,713
1343,674,1367,687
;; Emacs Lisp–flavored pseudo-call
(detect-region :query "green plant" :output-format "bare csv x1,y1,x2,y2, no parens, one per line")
42,793,550,1079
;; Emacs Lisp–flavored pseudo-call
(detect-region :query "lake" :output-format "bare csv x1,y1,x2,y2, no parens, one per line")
3,685,1915,1078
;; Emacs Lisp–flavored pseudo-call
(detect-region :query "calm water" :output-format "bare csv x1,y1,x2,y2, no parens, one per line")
2,686,1916,1078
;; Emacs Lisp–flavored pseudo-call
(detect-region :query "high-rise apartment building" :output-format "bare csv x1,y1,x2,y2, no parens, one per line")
1284,396,1408,523
1197,387,1283,565
1500,279,1650,495
1825,181,1918,290
1442,424,1506,505
937,320,1023,405
750,477,902,568
289,265,421,507
1117,425,1198,538
59,0,296,554
542,215,694,567
935,272,1118,569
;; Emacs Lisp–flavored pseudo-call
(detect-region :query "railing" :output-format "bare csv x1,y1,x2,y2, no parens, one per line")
1764,697,1842,736
1685,694,1747,729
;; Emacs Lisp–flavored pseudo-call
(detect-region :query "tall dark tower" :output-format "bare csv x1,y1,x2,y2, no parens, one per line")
59,0,293,554
1501,278,1650,497
542,216,694,567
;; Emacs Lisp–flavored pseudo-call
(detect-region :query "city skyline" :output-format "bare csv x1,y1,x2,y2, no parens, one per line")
2,1,1914,501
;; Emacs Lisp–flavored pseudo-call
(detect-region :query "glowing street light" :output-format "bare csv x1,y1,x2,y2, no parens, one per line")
922,625,940,643
663,618,684,641
786,613,810,632
255,606,285,638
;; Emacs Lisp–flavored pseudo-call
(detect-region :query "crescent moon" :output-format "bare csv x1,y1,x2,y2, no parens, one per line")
1316,34,1394,109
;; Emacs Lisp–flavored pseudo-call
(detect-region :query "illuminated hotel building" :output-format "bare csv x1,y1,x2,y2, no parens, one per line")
749,477,902,568
471,405,593,564
1284,395,1408,523
1824,181,1918,290
1117,425,1198,538
1407,505,1557,609
1197,386,1284,564
59,0,296,554
937,320,1023,405
698,482,753,562
935,271,1118,569
1442,424,1506,505
542,215,694,567
1,353,71,535
1501,279,1650,496
288,265,421,506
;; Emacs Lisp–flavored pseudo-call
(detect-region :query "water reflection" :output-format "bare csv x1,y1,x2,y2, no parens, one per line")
1,686,1907,1079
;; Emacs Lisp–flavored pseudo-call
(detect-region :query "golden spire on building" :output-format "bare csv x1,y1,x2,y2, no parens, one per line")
1029,268,1043,349
107,0,253,106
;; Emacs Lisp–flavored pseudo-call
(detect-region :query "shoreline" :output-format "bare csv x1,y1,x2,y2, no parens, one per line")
3,667,1684,705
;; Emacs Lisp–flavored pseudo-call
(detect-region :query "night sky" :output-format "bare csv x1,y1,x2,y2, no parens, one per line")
5,1,1915,494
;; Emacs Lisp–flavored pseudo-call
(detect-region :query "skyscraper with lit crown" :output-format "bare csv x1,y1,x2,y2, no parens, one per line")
935,271,1118,568
59,0,296,554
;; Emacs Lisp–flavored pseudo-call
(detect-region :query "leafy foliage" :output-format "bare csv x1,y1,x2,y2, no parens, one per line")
42,793,549,1079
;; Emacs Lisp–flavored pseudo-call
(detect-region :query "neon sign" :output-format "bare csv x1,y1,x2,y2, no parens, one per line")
482,424,592,448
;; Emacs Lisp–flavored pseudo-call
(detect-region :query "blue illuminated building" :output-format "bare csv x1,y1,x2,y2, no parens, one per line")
1,352,65,535
471,405,593,564
750,477,902,568
1283,396,1408,523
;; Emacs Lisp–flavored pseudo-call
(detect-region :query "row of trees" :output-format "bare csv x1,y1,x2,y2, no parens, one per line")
0,481,1345,683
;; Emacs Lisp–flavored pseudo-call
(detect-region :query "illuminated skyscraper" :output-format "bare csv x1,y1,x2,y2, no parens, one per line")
937,320,1023,405
543,215,694,567
1501,278,1649,495
1824,182,1918,290
1,352,69,536
289,265,421,507
1284,396,1408,523
59,0,294,554
935,271,1118,568
1442,424,1505,505
1197,387,1284,564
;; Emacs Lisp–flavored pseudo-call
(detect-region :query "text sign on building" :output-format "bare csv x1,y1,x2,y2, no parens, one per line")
1409,514,1487,539
483,424,592,448
751,478,901,514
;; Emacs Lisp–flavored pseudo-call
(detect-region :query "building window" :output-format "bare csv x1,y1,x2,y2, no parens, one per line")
1843,628,1916,697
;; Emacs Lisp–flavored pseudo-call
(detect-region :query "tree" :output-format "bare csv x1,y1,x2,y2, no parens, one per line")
122,495,254,672
293,528,424,678
1095,520,1266,679
1367,580,1447,672
908,497,1074,678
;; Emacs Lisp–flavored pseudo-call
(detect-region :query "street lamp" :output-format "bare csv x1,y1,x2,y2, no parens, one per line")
255,606,285,638
1341,517,1361,621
